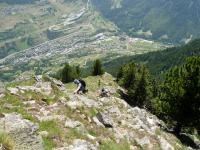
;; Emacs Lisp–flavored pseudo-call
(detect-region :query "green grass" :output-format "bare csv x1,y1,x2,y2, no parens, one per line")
65,128,85,140
0,93,37,122
39,120,63,150
0,131,14,150
42,137,55,150
6,77,35,88
16,39,30,50
99,140,130,150
39,120,62,138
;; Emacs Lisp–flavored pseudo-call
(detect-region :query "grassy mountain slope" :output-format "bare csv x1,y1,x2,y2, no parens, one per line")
91,0,200,43
103,39,200,76
0,73,192,149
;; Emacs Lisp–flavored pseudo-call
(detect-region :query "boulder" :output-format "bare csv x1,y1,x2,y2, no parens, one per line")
35,82,52,95
78,96,101,108
96,112,113,128
0,113,43,150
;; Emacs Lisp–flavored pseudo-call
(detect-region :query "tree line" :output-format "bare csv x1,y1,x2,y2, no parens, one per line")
59,59,104,83
117,56,200,135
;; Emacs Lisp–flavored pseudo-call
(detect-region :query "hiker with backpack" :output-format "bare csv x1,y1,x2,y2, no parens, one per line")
73,79,86,94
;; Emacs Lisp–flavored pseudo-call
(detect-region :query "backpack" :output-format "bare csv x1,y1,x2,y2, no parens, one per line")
79,79,86,87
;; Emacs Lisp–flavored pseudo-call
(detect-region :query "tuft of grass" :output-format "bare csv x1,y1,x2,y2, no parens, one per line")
99,140,130,150
42,137,55,150
0,132,14,150
39,120,63,150
0,93,37,122
6,78,35,88
39,120,62,138
85,108,98,118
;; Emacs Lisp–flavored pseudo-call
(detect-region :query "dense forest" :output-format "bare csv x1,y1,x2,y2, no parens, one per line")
103,39,200,77
116,56,200,135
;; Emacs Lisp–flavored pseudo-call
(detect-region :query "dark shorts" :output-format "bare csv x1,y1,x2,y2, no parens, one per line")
78,86,85,93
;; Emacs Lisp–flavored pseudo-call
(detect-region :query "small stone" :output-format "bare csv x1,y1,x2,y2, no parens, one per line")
87,117,92,123
23,100,36,105
87,134,96,140
39,131,49,138
0,94,5,98
65,118,82,128
7,87,19,94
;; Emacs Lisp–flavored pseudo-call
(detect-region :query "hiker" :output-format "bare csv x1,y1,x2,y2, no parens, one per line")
73,79,86,94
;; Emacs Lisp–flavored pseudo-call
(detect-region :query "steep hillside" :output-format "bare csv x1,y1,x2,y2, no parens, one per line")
0,0,166,81
103,39,200,76
0,0,88,59
0,73,196,150
91,0,200,43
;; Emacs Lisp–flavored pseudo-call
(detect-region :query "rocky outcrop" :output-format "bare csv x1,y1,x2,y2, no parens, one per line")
0,113,43,150
2,74,198,150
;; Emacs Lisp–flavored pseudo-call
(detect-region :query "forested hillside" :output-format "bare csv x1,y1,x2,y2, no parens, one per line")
103,39,200,76
92,0,200,43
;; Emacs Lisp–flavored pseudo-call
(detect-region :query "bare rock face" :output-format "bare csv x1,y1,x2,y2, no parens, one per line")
0,113,43,150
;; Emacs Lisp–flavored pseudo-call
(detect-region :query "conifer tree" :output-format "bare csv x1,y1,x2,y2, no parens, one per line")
133,66,151,107
61,63,73,83
92,59,104,76
160,56,200,134
75,65,81,78
60,63,80,83
117,63,152,107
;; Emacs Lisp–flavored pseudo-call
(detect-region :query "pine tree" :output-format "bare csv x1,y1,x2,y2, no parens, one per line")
160,56,200,134
92,59,104,76
117,62,152,107
61,63,78,83
75,65,81,78
116,66,123,82
133,66,151,107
